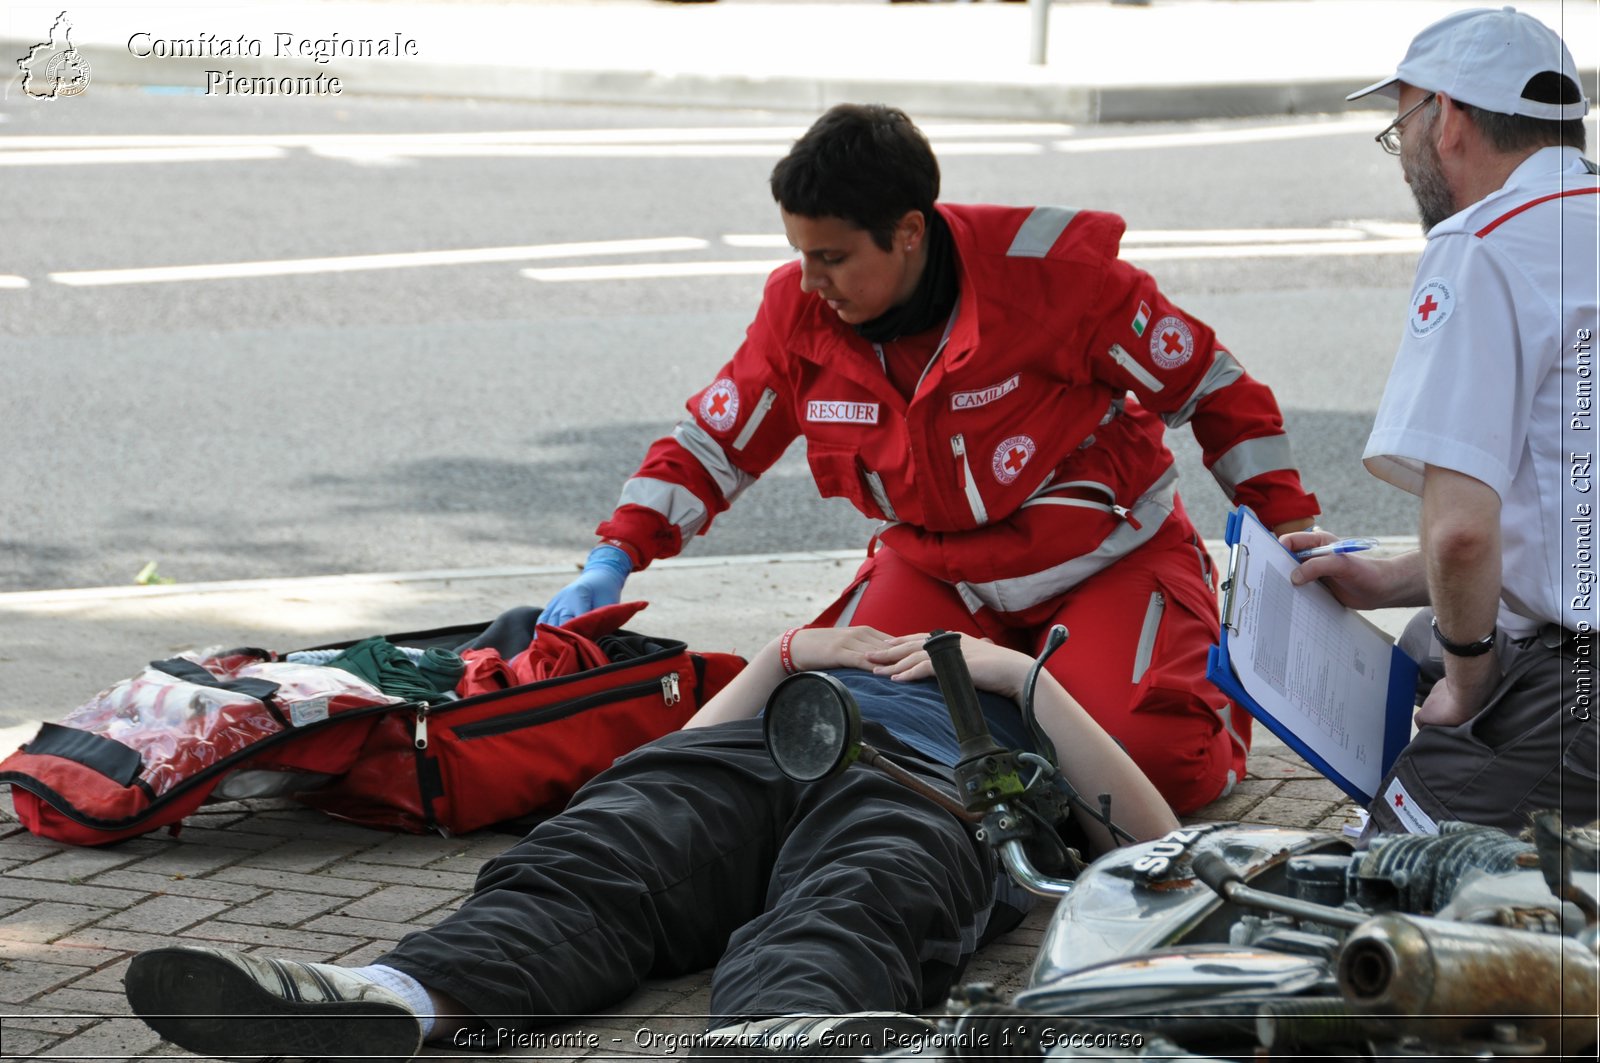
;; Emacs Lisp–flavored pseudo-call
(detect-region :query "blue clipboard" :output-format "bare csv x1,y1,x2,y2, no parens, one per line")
1205,507,1417,805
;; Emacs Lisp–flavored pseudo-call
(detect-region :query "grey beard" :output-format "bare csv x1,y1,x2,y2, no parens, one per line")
1406,137,1456,233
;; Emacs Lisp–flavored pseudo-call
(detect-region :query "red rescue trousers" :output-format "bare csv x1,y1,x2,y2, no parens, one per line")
813,504,1247,814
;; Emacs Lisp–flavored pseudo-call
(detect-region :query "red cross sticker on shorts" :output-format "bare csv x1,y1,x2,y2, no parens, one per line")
991,434,1036,485
699,378,740,433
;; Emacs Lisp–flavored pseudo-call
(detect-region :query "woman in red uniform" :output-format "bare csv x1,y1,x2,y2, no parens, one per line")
546,104,1318,812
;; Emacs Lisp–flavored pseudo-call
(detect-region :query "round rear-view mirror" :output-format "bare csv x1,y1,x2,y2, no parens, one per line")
763,672,863,783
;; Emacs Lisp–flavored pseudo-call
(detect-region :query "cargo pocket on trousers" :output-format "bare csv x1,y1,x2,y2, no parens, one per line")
1563,715,1598,783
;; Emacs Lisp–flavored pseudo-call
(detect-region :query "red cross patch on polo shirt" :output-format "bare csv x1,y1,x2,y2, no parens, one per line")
1408,278,1455,339
991,434,1036,485
699,378,740,433
1149,315,1194,370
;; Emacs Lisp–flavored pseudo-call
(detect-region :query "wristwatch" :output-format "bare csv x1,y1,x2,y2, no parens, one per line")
1431,617,1496,657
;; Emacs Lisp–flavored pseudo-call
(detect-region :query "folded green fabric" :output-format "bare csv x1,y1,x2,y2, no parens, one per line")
329,638,461,700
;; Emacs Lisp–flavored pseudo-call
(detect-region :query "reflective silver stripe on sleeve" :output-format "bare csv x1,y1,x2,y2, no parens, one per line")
731,387,777,452
1006,206,1078,258
672,421,757,503
1211,433,1296,498
617,477,711,539
1107,344,1165,393
1161,349,1245,428
960,465,1179,613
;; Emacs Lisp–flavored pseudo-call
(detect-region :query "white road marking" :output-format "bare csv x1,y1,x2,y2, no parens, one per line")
1126,237,1425,261
38,219,1428,290
523,260,790,282
49,237,710,287
0,276,31,289
724,226,1408,250
0,123,1075,152
0,146,287,167
1052,117,1388,152
0,117,1409,167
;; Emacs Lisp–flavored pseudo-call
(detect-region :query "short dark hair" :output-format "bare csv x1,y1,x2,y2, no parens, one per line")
1459,72,1587,153
770,104,940,252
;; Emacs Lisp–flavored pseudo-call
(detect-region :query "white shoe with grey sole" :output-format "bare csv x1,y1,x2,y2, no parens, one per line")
125,945,423,1062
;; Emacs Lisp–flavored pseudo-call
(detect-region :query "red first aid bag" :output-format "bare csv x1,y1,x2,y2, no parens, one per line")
0,604,744,844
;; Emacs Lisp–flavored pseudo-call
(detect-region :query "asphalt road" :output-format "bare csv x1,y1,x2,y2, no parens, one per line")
2,88,1444,592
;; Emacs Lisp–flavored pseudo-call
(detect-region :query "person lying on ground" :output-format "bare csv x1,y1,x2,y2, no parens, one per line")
125,625,1177,1062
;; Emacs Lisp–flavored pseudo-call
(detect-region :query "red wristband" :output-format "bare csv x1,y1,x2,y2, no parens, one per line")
779,627,803,675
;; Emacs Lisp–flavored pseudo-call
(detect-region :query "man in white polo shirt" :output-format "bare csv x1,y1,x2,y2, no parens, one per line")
1286,7,1598,835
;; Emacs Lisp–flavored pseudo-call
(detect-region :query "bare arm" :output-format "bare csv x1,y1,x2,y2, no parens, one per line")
1283,530,1429,609
866,634,1179,853
683,626,900,729
1416,465,1502,725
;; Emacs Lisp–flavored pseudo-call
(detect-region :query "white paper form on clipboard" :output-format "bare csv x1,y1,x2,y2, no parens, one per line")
1205,508,1417,804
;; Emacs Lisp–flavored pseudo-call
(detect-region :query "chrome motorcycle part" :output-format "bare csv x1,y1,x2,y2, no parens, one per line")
1337,912,1599,1049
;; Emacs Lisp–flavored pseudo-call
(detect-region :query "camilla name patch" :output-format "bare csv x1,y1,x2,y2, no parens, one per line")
951,374,1020,411
806,400,880,424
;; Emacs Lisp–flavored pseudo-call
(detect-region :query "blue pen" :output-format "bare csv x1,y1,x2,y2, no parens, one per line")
1294,537,1379,562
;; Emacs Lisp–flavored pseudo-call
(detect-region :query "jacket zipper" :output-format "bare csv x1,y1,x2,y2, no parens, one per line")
452,674,681,740
1107,344,1165,393
1131,591,1166,683
732,388,777,451
950,434,988,524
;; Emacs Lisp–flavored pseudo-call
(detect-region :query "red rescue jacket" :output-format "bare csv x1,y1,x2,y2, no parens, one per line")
600,203,1318,613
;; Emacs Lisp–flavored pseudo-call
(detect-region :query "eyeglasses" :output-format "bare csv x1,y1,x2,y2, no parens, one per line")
1376,93,1437,155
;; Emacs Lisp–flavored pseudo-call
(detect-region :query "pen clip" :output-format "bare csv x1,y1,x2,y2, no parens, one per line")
1221,543,1250,635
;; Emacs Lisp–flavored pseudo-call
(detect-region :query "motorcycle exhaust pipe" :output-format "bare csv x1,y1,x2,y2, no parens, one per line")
1337,913,1599,1050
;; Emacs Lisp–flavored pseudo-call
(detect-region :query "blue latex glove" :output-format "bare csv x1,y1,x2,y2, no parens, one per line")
540,545,632,630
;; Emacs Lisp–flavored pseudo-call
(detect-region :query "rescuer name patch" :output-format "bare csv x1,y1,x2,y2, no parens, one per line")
806,400,880,425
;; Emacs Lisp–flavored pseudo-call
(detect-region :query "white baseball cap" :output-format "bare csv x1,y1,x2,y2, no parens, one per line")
1347,6,1589,120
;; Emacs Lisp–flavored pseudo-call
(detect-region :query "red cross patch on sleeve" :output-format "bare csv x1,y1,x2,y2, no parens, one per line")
1408,278,1455,339
1150,316,1194,369
699,378,740,433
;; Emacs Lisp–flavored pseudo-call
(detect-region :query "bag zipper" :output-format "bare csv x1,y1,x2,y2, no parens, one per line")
950,434,988,524
452,673,682,740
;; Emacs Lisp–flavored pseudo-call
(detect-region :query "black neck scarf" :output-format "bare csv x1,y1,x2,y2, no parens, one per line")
853,208,959,345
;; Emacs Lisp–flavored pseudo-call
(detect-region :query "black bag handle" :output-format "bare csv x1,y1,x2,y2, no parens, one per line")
150,658,282,704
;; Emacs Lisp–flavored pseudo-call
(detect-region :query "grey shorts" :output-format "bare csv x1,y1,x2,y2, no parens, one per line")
1364,610,1598,839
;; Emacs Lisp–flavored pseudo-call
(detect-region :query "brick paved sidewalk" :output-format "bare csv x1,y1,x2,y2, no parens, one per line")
0,549,1376,1059
0,731,1360,1060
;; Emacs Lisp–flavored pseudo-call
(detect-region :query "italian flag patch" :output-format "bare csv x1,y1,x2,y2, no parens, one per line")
1131,301,1151,337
